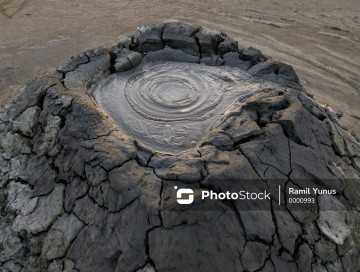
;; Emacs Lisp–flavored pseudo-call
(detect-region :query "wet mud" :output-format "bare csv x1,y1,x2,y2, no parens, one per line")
1,0,359,134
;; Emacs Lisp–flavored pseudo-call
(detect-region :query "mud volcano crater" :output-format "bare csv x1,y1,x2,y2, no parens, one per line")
0,22,360,272
94,62,266,154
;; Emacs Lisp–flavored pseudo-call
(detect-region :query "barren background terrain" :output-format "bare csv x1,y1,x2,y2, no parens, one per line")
1,0,359,134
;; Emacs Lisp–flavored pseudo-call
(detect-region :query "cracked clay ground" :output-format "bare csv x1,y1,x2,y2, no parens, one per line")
0,22,359,271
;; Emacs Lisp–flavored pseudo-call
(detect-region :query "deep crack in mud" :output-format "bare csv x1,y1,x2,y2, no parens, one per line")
0,22,359,272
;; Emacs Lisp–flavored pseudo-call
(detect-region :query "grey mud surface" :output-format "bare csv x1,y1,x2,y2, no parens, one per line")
94,62,274,154
0,22,360,272
1,0,360,136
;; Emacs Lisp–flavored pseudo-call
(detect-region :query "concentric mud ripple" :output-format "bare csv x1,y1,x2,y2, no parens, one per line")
94,62,275,154
124,66,223,121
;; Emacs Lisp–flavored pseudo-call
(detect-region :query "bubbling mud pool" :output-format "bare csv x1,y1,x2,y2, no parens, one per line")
93,61,275,154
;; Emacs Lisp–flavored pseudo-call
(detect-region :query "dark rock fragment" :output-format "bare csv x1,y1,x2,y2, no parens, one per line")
144,47,199,63
223,52,252,70
248,60,301,89
132,23,165,53
195,27,222,57
113,49,143,72
162,22,200,56
217,34,238,55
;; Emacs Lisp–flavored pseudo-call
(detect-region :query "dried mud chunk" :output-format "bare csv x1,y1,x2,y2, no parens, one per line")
133,23,164,53
12,184,64,234
162,22,200,56
317,195,351,245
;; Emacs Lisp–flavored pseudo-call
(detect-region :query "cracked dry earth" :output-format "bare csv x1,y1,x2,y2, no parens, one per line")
0,22,360,272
